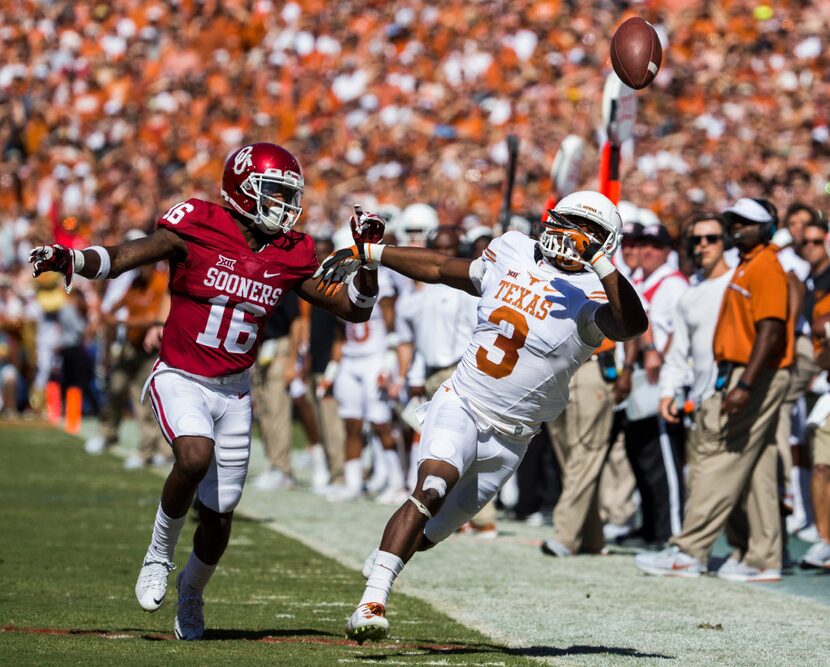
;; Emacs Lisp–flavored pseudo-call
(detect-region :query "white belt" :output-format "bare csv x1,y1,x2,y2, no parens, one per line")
447,379,536,441
141,360,251,403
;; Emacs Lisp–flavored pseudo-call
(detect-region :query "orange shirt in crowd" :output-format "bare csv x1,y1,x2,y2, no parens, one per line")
812,292,830,356
118,268,169,348
713,244,793,368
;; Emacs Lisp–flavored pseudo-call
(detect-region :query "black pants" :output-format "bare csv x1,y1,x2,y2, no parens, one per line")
60,345,100,415
514,427,561,517
624,415,685,544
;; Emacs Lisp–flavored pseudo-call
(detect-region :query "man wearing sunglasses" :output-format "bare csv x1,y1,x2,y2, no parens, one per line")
636,197,792,582
658,214,734,427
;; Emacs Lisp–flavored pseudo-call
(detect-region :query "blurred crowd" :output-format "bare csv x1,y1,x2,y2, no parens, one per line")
2,1,830,574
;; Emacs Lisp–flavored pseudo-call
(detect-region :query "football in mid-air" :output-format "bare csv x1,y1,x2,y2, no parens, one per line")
610,17,662,90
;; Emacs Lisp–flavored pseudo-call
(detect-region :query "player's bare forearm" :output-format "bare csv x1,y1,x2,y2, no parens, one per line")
79,229,186,278
297,267,377,322
380,247,477,295
595,271,648,341
740,318,786,385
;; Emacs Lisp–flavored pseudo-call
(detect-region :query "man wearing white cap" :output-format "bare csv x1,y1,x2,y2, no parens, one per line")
636,197,791,582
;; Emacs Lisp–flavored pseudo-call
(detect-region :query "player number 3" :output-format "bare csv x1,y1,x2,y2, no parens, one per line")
196,295,265,354
475,306,528,379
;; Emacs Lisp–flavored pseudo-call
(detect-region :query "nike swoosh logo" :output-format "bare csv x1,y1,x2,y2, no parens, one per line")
263,271,281,278
153,596,164,605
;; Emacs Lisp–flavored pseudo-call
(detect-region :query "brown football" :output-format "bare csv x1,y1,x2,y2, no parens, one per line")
610,17,662,90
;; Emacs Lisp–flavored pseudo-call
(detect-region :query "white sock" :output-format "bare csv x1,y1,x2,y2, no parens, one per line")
360,550,404,606
309,443,327,473
147,503,186,563
344,458,363,495
383,448,404,490
179,551,216,595
368,436,387,486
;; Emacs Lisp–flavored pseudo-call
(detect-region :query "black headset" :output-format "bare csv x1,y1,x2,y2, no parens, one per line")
750,197,778,243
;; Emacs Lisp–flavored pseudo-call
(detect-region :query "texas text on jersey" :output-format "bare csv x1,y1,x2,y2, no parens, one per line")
157,197,318,377
455,231,608,436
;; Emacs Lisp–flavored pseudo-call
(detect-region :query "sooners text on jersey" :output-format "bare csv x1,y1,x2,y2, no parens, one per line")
157,198,318,377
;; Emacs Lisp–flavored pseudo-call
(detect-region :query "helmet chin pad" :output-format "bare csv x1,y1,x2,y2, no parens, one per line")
538,228,589,272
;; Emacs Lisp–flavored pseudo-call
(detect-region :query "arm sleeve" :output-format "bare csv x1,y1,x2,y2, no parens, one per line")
659,301,691,399
575,301,605,347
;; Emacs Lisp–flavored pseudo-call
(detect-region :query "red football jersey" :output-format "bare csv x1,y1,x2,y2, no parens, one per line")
157,198,318,377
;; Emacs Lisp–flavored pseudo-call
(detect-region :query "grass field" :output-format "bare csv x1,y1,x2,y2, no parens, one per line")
2,421,830,666
0,424,535,666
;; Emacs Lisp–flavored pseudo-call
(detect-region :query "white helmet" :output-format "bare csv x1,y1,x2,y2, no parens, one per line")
398,203,439,246
540,190,622,268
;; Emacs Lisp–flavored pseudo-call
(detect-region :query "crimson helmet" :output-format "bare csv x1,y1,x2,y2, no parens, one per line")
221,143,304,234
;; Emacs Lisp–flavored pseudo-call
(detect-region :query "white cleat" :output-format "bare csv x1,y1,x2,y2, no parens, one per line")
84,435,111,455
345,602,389,644
540,538,573,558
135,555,175,612
325,483,363,502
362,547,379,579
174,573,205,640
716,562,781,583
634,546,705,578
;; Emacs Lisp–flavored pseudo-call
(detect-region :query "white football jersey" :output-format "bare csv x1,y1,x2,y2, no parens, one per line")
451,232,607,437
340,267,396,358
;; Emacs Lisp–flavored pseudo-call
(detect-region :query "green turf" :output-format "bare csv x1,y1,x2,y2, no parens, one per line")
0,424,534,665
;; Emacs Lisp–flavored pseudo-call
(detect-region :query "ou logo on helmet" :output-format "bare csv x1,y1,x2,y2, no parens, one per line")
233,146,254,175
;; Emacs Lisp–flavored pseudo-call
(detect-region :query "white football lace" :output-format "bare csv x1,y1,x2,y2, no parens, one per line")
139,560,174,589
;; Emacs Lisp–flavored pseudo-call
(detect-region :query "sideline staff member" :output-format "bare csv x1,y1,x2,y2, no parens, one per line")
636,198,792,582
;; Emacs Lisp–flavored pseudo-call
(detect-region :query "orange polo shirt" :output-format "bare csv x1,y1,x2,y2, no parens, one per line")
120,269,169,347
713,244,792,368
813,292,830,355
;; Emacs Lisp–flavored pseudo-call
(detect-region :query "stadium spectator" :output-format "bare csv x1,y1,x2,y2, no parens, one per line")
251,291,302,491
85,259,170,469
782,211,827,536
804,288,830,568
636,197,792,582
617,223,688,549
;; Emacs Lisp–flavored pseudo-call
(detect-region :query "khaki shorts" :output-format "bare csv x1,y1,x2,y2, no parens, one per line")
814,419,830,467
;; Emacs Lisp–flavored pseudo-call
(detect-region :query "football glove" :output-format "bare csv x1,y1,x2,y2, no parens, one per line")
350,204,385,244
28,244,81,293
313,243,385,296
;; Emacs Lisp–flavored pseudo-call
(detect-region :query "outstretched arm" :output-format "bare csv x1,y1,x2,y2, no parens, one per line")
315,243,478,296
30,228,187,290
376,246,477,295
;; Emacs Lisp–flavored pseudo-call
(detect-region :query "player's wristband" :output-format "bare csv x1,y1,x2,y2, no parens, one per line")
588,251,616,280
87,246,111,279
71,249,85,273
358,243,385,269
736,378,753,392
348,278,378,308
